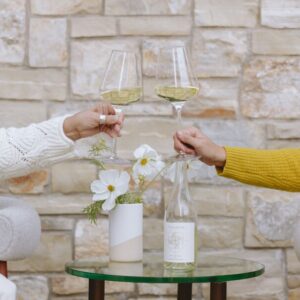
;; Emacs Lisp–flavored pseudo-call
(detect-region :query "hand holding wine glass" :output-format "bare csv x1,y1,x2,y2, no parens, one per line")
63,103,124,141
174,127,226,167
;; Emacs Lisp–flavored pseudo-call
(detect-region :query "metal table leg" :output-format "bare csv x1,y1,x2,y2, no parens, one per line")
89,279,105,300
177,283,192,300
210,282,227,300
0,261,7,277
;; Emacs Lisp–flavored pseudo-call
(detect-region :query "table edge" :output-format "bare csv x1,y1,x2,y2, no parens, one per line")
65,265,265,284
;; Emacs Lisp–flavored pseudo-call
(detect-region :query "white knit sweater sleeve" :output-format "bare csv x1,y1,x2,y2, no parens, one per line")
0,116,76,180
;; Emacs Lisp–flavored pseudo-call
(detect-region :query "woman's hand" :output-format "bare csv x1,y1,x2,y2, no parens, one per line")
173,127,226,167
63,103,124,141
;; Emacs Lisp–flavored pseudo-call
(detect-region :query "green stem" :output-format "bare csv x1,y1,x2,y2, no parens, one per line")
139,161,172,195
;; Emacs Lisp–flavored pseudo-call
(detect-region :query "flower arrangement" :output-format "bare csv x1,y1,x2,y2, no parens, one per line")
84,142,166,223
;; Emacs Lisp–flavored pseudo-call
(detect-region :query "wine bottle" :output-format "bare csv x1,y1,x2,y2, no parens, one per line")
164,161,198,271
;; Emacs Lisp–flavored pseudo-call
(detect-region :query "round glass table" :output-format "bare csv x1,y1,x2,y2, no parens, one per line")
65,254,264,300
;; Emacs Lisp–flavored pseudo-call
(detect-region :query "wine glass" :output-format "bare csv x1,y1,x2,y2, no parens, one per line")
155,46,199,162
101,50,142,164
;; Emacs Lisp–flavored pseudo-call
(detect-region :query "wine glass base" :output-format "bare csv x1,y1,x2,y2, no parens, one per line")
164,153,198,164
101,156,132,166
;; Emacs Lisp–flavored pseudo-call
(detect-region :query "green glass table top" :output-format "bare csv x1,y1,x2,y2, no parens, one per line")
65,253,264,284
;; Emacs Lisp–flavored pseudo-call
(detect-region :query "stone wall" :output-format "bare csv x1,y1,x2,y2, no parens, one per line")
1,0,300,299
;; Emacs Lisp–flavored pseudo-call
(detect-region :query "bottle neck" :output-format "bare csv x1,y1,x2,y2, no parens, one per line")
165,160,195,220
174,161,189,194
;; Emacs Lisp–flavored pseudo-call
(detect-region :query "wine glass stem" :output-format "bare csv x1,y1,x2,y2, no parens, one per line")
111,138,117,159
175,105,185,156
110,106,122,160
175,105,183,129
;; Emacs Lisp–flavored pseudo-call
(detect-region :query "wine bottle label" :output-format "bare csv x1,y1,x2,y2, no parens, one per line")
164,222,195,263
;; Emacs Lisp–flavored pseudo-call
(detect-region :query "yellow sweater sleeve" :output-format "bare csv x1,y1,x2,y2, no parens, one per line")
217,147,300,192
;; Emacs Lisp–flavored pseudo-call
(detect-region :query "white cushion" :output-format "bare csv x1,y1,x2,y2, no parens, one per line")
0,197,41,261
0,274,16,300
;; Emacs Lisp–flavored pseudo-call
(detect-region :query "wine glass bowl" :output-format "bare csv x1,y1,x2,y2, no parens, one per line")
100,50,142,163
155,46,199,161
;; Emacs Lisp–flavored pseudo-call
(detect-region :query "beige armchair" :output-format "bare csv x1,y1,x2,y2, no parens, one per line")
0,197,41,277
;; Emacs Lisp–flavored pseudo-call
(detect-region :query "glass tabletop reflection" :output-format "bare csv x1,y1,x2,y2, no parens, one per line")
65,253,264,284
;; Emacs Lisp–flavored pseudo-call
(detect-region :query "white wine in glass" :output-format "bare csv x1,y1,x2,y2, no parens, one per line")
155,46,199,161
101,50,142,163
155,85,198,104
101,87,142,106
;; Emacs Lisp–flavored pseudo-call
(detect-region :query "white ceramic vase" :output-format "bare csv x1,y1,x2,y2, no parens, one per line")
108,261,143,276
109,203,143,262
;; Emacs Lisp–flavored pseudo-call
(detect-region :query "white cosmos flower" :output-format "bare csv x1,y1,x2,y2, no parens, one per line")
91,169,130,211
133,144,165,183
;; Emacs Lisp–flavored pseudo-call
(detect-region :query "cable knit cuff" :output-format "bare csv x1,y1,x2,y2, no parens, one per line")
216,146,246,178
56,115,75,146
34,115,77,167
36,115,74,147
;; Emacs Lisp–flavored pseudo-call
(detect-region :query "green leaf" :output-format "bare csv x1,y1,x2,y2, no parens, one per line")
89,138,110,156
82,201,104,224
90,159,106,170
116,193,143,205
